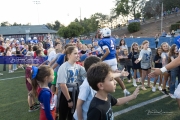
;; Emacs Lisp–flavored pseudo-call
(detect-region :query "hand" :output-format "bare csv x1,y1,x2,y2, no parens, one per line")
118,55,123,59
134,59,139,64
132,87,140,99
120,68,129,77
148,68,162,78
68,101,73,108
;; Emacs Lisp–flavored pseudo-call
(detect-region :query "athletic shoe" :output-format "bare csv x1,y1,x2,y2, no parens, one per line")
0,73,3,75
161,89,169,95
34,102,40,107
141,86,147,90
124,89,131,97
152,86,156,92
133,79,137,87
167,87,170,91
158,86,162,91
127,80,131,83
9,70,14,73
28,105,39,112
169,93,176,99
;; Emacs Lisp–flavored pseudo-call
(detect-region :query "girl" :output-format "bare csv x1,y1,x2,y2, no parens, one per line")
152,48,163,92
123,48,133,82
26,45,34,56
135,40,152,90
128,42,142,87
32,65,56,120
6,47,14,73
155,33,160,49
161,42,170,95
168,44,179,99
25,64,40,112
56,46,86,120
119,39,128,50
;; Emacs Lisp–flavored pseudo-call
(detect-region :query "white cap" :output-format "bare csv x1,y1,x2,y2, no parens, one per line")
21,38,24,40
28,37,31,40
33,37,37,39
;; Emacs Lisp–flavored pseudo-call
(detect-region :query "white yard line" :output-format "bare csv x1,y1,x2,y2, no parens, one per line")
114,95,168,117
0,76,25,81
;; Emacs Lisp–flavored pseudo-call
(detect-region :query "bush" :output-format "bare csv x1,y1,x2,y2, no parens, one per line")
171,23,180,31
176,21,180,23
128,22,140,33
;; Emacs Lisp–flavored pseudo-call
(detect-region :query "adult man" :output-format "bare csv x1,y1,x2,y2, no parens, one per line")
98,27,131,96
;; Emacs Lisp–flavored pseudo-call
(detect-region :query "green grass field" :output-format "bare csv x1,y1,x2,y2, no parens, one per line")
0,65,179,120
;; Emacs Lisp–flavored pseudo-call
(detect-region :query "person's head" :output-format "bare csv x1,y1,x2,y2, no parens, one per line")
87,44,92,49
36,50,44,56
6,47,11,52
33,45,38,52
131,42,139,52
91,47,95,51
82,44,87,50
65,46,79,63
84,56,101,71
38,42,43,48
119,39,126,46
156,47,162,56
169,44,178,57
123,48,128,56
141,40,149,50
28,45,33,51
87,62,117,92
31,65,54,96
16,47,20,51
93,41,98,46
55,42,62,52
161,42,169,52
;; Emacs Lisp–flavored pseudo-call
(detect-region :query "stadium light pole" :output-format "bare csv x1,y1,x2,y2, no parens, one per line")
161,2,163,34
33,1,41,25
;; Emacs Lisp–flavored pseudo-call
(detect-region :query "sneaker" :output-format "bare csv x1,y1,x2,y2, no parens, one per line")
0,73,3,75
169,93,176,99
128,80,131,83
152,86,156,92
124,89,131,97
34,102,40,107
158,86,162,91
9,70,14,73
28,105,39,112
133,79,137,87
167,87,170,91
161,89,169,95
141,86,147,90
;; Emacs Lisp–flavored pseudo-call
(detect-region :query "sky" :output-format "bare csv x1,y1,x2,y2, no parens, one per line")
0,0,115,26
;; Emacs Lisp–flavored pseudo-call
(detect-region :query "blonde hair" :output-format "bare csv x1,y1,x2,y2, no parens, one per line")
141,40,149,49
161,42,170,52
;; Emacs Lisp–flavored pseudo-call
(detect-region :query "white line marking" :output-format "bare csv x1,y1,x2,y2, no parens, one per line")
0,76,25,81
114,95,168,117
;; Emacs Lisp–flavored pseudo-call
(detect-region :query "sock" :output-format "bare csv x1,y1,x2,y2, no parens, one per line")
54,94,57,107
123,89,127,93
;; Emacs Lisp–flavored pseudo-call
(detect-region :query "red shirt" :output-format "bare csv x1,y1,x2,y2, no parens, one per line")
0,45,4,52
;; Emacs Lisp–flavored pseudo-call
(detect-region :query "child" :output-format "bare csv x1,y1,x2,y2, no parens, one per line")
168,44,179,99
56,46,86,120
161,42,170,95
25,64,40,112
128,42,142,86
152,47,163,92
87,62,139,120
31,65,56,120
135,40,152,90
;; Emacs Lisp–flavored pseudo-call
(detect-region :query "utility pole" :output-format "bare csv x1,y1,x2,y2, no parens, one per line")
161,2,163,34
80,7,81,22
33,1,41,25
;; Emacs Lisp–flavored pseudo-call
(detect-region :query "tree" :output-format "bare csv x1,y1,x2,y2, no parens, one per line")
53,20,61,31
46,23,54,29
1,21,10,26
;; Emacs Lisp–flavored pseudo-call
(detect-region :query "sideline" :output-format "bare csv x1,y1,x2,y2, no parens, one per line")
0,76,25,81
114,95,168,117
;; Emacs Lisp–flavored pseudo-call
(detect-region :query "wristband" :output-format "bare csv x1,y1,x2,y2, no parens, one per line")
160,67,167,73
67,99,72,103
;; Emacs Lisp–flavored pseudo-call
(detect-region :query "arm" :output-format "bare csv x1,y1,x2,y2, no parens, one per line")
135,51,142,63
76,99,84,120
49,58,57,66
101,48,110,61
42,91,54,120
116,87,139,106
27,78,32,85
60,84,71,100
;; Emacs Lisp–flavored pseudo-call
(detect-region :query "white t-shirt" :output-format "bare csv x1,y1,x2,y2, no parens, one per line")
47,50,56,62
73,78,96,120
120,45,128,50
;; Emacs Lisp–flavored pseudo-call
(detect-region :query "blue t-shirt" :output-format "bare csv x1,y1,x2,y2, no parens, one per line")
98,37,116,60
56,54,65,66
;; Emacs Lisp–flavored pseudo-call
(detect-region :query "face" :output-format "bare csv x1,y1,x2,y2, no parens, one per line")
162,43,168,52
133,43,138,50
121,40,124,44
157,49,162,54
68,48,79,62
47,69,54,83
100,72,117,93
56,43,62,50
175,46,178,54
143,42,149,49
124,50,128,55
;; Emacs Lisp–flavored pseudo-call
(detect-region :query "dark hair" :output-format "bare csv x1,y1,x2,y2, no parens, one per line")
32,65,52,96
36,49,42,56
168,44,177,63
55,42,61,47
65,46,77,61
84,56,101,71
119,39,126,46
5,47,10,53
87,62,112,91
155,47,162,57
33,45,38,51
28,45,32,51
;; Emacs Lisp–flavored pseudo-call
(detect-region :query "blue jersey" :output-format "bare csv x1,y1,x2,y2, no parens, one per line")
98,37,116,60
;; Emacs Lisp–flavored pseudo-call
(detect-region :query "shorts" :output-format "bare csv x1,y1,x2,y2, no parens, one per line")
141,68,151,71
51,72,57,85
103,58,118,71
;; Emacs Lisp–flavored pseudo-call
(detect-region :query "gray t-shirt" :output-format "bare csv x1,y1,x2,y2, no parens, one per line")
139,49,152,69
56,61,86,87
161,52,169,67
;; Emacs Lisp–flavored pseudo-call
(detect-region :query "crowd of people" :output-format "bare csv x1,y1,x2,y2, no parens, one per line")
0,27,180,120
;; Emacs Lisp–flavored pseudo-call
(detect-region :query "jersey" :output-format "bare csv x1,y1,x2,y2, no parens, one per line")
139,49,152,69
98,37,116,60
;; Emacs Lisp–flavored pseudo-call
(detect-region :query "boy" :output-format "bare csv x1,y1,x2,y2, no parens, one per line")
87,62,139,120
